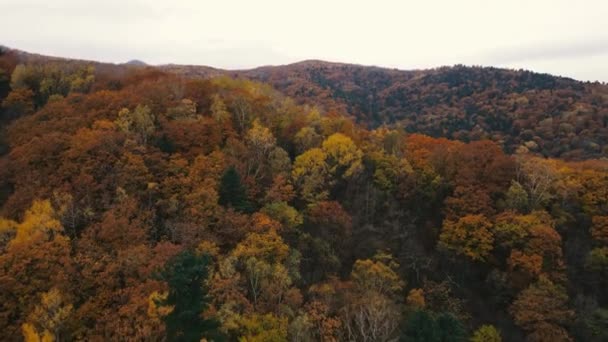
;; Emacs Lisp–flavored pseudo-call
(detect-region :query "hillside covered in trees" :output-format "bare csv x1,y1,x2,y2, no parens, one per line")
1,47,608,341
165,60,608,160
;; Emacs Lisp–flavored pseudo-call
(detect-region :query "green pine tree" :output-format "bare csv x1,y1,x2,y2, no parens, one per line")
159,250,222,342
401,311,466,342
402,310,440,342
436,313,466,342
218,166,252,213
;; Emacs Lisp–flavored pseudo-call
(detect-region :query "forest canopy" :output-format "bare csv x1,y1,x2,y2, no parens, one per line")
0,48,608,341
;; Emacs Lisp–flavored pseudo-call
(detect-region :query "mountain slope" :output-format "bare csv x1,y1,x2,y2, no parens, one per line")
3,47,608,159
165,61,608,159
2,46,608,341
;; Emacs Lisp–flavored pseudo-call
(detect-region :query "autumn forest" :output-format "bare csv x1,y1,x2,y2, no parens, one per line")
1,47,608,341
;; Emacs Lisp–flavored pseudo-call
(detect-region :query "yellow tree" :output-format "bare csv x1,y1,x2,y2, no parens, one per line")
0,200,72,340
295,126,322,154
292,148,329,203
11,200,63,245
245,119,276,181
439,214,494,262
22,288,73,342
321,133,363,179
231,229,300,313
292,133,363,203
342,252,404,341
351,255,404,297
471,325,502,342
406,289,426,309
211,94,230,123
115,105,155,145
237,313,288,342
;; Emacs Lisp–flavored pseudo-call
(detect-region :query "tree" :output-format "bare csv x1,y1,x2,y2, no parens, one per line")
245,119,277,180
438,214,494,262
305,201,352,253
510,276,573,341
287,313,313,342
115,105,155,145
470,325,501,342
351,255,404,297
295,126,322,154
493,210,566,287
585,247,608,273
436,313,466,342
341,253,404,341
67,65,95,93
591,216,608,245
505,180,529,213
0,200,72,340
1,88,34,119
265,175,295,203
21,288,73,342
268,147,291,176
233,229,289,265
11,64,41,92
581,308,608,341
516,156,558,209
261,202,302,231
10,199,63,244
158,250,221,341
246,120,276,155
369,151,412,192
211,94,230,123
297,233,341,284
406,289,426,309
219,167,252,213
421,281,466,320
342,291,401,342
401,310,440,342
0,218,16,253
321,133,363,179
401,310,465,342
304,300,341,341
0,68,9,100
292,148,329,203
10,63,94,107
452,140,515,195
237,313,288,342
229,229,300,314
443,185,495,219
493,211,531,250
166,98,198,120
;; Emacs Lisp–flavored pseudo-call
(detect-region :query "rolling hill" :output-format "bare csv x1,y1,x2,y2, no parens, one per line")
2,46,608,341
2,47,608,160
165,61,608,160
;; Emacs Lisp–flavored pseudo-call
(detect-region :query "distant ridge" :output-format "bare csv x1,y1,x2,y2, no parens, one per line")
124,59,147,66
2,46,607,159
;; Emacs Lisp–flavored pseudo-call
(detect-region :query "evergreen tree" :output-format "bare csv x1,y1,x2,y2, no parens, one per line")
159,250,222,342
401,311,466,342
218,166,252,213
401,310,440,342
436,313,466,342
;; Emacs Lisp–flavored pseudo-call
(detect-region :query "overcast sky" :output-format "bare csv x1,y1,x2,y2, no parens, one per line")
1,0,607,82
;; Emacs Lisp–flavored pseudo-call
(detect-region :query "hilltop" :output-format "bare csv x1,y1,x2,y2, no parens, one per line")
2,47,608,160
1,46,608,341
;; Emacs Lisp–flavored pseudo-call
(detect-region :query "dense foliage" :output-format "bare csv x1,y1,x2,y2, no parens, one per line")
1,48,608,341
169,60,608,160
